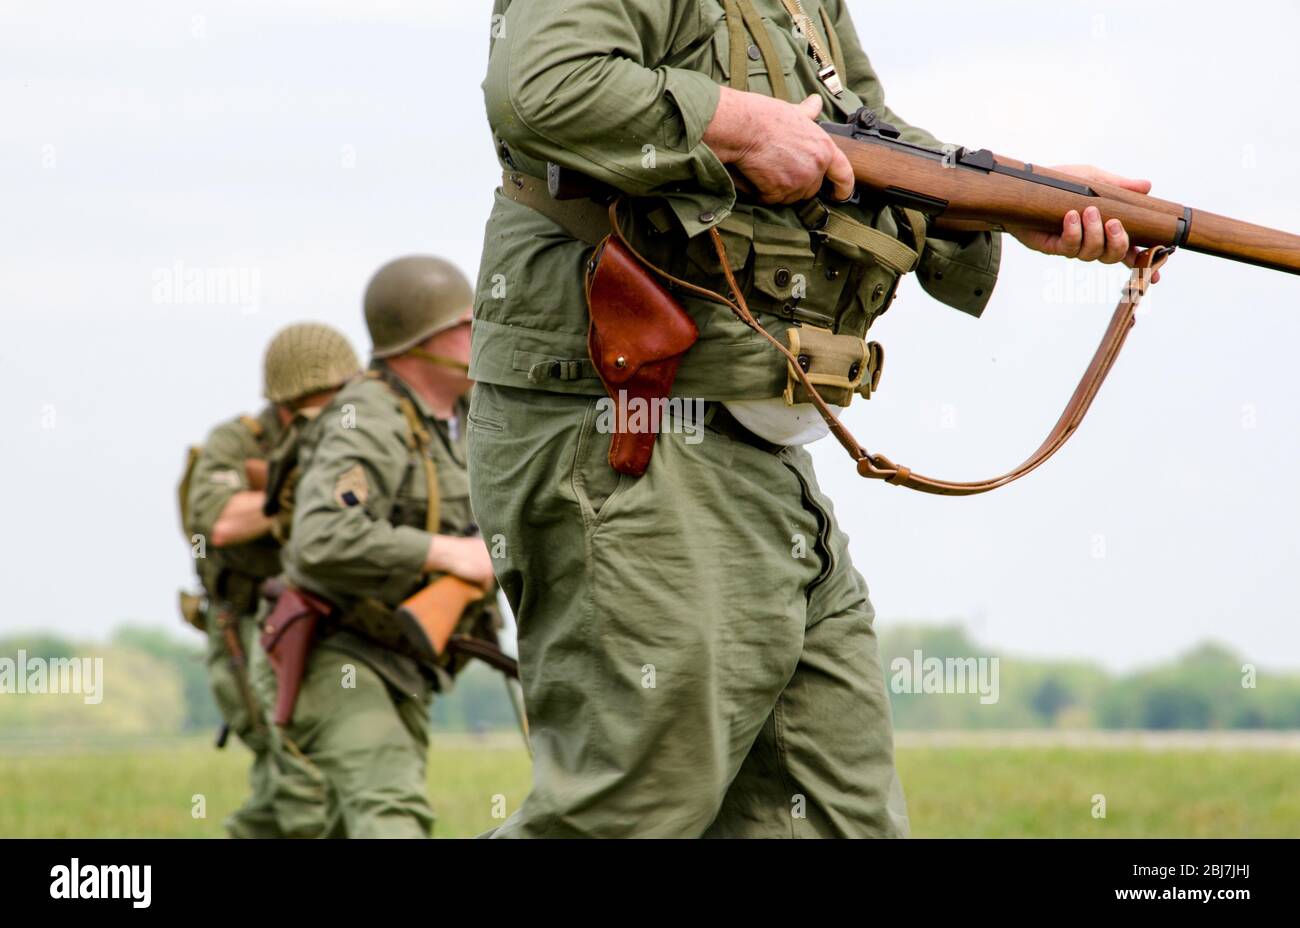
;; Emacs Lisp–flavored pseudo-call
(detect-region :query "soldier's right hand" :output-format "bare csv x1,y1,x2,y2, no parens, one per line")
703,89,855,205
425,535,496,589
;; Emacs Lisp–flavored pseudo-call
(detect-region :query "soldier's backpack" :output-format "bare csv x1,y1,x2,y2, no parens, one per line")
176,415,266,631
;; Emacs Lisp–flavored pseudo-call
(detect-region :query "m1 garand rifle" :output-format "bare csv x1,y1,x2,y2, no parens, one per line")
822,108,1300,275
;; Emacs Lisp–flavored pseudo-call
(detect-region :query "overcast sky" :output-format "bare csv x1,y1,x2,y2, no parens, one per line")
3,0,1298,671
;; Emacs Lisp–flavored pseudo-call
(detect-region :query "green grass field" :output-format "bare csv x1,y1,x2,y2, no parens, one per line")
3,736,1297,837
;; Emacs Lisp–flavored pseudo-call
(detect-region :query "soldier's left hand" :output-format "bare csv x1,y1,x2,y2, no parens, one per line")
1006,166,1161,281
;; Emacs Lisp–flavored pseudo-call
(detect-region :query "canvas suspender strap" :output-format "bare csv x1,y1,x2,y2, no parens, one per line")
396,395,440,534
797,200,921,275
366,370,441,532
899,207,928,253
600,199,1175,497
725,0,750,93
406,347,470,373
238,415,263,440
726,0,792,102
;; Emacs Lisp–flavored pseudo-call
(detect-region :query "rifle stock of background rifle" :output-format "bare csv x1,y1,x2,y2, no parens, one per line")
824,110,1300,275
394,574,488,666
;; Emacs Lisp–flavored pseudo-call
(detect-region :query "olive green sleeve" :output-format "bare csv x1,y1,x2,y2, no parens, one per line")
285,390,430,605
484,0,736,239
826,0,1002,317
186,419,253,540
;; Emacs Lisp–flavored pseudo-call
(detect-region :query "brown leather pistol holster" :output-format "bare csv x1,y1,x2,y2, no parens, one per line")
585,236,699,477
259,580,333,726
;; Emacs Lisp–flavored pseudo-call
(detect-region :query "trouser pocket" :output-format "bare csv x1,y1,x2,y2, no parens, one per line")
572,397,625,525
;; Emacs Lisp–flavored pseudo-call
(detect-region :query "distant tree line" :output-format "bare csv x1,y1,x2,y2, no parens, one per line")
2,624,1298,738
879,625,1300,730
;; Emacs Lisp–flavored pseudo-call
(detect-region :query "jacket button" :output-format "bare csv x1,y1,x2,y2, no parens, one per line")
748,44,762,61
699,211,716,224
774,267,792,288
797,354,811,373
825,266,840,281
848,362,861,381
872,283,886,302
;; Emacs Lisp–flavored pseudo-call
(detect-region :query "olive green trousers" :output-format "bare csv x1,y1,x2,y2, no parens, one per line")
206,613,291,839
250,641,435,838
467,383,908,838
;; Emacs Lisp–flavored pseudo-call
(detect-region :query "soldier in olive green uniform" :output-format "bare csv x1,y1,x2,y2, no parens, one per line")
262,256,498,839
470,0,1148,837
183,322,361,838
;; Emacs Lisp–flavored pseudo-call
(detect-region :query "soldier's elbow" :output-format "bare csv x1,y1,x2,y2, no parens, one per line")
489,56,581,151
286,521,348,578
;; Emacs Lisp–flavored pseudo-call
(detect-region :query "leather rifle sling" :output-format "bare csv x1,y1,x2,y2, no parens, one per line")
601,200,1175,497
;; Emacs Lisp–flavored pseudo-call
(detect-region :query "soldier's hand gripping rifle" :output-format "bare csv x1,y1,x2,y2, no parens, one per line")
824,108,1300,275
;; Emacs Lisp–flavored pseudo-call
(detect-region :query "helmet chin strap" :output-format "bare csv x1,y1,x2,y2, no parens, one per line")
404,347,470,373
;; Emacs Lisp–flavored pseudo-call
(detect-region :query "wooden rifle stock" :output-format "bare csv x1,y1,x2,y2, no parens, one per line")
825,109,1300,276
394,575,488,666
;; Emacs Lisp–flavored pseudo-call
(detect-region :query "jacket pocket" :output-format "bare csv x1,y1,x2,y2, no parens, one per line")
710,11,797,99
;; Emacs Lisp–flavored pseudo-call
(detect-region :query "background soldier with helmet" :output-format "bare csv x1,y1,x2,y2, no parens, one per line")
180,321,361,838
251,255,499,839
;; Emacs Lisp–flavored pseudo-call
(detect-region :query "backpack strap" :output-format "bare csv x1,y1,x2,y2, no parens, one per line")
178,445,203,539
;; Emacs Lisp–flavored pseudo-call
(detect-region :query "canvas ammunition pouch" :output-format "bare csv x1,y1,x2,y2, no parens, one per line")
178,590,206,631
210,568,263,616
784,325,884,407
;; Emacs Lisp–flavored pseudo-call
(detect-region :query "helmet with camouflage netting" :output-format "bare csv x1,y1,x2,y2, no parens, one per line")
263,322,361,404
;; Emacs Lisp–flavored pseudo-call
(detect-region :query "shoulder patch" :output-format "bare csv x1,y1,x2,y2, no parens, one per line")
210,468,241,488
333,464,369,508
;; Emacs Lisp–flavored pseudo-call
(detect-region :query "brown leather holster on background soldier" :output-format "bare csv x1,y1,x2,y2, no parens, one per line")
259,579,333,726
585,236,699,476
